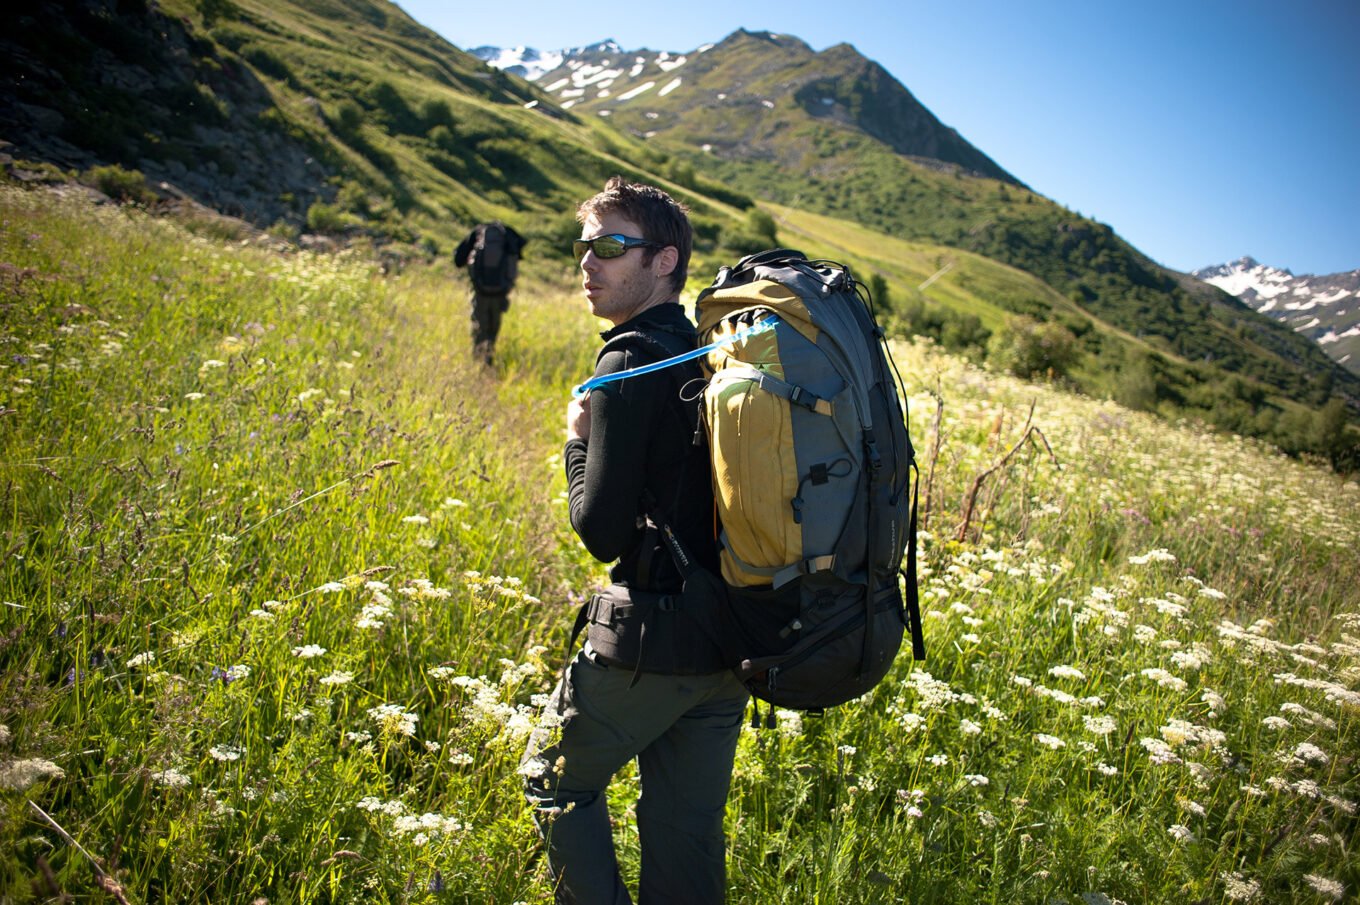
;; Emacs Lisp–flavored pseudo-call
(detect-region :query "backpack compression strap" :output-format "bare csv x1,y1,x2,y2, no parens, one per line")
899,465,926,661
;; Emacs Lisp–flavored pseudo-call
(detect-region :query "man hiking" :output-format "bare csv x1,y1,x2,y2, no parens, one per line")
522,177,747,904
453,220,526,366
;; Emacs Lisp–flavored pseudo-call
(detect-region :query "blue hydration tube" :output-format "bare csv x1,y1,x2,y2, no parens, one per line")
573,314,780,398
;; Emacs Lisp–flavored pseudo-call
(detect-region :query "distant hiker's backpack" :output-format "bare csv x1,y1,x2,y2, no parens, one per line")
470,222,517,294
695,249,924,712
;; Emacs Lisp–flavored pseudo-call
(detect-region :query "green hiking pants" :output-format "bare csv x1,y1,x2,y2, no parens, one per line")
523,648,749,904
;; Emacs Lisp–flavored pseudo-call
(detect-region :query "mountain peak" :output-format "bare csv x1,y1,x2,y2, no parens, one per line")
722,29,813,53
475,31,1016,183
1196,258,1360,374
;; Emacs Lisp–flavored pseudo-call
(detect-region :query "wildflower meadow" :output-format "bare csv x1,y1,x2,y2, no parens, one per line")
0,186,1356,903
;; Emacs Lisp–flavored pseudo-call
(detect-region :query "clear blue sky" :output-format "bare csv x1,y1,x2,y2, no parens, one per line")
396,0,1359,276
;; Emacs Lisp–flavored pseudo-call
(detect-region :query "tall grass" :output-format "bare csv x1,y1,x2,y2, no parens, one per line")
0,186,1355,904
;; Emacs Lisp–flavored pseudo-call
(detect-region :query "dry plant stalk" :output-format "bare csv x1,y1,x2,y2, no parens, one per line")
920,381,946,531
955,401,1059,543
28,801,134,905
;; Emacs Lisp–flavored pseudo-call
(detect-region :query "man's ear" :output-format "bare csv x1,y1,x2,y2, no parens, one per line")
652,245,679,279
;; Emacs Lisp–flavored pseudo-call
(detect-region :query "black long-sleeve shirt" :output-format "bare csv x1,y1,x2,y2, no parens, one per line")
565,303,719,591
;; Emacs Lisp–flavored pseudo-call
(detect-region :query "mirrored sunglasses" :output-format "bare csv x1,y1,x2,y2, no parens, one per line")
572,233,660,262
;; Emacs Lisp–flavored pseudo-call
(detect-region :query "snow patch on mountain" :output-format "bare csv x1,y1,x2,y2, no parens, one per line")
1195,256,1360,376
617,81,656,101
475,41,689,104
469,46,563,82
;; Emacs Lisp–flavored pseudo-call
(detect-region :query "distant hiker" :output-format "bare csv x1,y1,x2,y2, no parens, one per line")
453,221,526,366
522,177,745,904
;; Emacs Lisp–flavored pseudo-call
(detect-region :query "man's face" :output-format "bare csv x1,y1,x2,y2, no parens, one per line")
578,211,673,326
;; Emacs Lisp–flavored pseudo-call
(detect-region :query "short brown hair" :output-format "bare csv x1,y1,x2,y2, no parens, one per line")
577,176,692,293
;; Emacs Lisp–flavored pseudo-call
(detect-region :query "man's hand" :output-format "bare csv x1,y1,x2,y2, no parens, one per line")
566,394,591,442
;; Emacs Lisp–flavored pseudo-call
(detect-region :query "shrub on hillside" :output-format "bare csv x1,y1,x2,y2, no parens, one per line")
196,0,236,27
746,209,778,248
420,98,456,131
723,229,774,258
305,201,356,234
1113,351,1158,412
331,100,364,137
364,80,422,135
892,296,990,357
988,315,1080,380
867,273,891,309
239,43,291,82
84,164,156,205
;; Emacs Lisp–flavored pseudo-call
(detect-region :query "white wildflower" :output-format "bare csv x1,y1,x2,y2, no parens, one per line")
1289,742,1330,766
776,709,804,739
1221,872,1260,902
1303,875,1344,901
1140,737,1182,765
0,758,65,790
1140,667,1187,691
367,703,419,738
150,768,192,788
1082,714,1117,736
1128,548,1176,565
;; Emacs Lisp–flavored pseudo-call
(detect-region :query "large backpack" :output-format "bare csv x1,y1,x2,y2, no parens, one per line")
469,222,517,294
694,249,924,712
